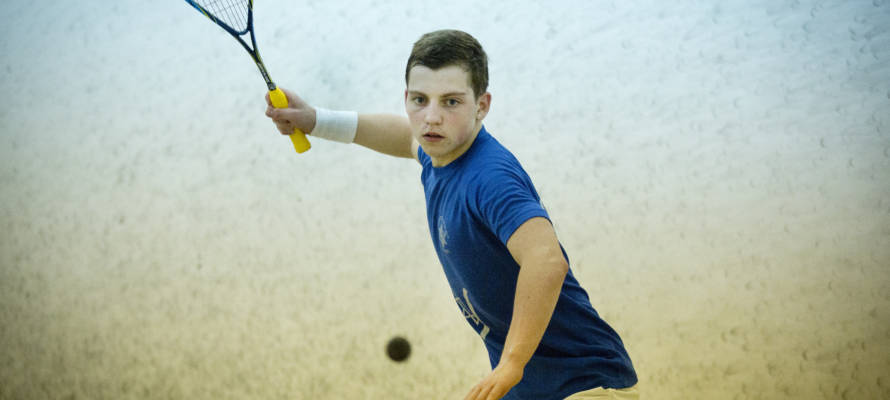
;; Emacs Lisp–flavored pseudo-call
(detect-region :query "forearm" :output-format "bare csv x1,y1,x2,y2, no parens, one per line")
500,256,568,368
353,113,414,158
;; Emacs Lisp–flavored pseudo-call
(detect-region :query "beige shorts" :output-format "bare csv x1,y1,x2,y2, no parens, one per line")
564,384,639,399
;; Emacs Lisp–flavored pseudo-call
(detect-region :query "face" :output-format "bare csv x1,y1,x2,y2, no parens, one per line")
405,64,490,167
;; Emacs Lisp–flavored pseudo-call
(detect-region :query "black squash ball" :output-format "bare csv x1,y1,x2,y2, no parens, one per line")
386,336,411,362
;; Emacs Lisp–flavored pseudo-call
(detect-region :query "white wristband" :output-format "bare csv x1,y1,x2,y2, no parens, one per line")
312,107,358,143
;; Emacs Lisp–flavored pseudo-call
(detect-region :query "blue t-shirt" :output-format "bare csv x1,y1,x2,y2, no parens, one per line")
418,126,637,399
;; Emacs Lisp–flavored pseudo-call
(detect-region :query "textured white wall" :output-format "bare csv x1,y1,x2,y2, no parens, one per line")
1,0,888,399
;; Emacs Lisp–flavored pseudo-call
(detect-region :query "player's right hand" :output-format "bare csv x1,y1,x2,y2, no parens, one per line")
464,359,524,400
264,88,316,136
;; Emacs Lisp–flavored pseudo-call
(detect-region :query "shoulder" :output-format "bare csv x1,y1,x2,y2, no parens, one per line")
464,152,537,209
417,143,433,176
412,139,422,164
469,141,531,188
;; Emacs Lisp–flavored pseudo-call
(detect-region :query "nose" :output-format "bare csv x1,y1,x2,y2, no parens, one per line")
424,103,444,126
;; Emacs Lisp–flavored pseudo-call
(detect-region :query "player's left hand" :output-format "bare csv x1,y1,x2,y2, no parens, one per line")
463,360,523,400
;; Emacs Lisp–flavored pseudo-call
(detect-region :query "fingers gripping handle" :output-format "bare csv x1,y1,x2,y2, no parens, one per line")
269,88,311,153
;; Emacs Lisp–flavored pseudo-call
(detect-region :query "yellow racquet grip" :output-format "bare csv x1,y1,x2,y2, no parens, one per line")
269,87,311,153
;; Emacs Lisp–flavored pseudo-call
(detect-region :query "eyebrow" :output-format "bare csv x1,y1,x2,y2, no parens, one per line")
407,90,469,98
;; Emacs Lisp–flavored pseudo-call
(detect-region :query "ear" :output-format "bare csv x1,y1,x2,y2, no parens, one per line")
476,92,491,121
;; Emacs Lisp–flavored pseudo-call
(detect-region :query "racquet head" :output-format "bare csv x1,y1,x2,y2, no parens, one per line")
186,0,252,36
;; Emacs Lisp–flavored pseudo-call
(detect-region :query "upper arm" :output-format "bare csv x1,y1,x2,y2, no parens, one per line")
505,217,568,270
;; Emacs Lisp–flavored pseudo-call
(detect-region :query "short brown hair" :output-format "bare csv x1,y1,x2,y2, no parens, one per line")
405,30,489,99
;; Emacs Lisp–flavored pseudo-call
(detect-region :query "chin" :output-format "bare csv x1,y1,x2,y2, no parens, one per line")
419,143,448,157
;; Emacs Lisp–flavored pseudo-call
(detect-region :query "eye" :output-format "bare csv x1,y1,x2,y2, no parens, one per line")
444,98,461,107
412,96,427,105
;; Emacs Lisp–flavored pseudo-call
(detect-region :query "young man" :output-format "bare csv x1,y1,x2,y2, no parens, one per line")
265,30,638,400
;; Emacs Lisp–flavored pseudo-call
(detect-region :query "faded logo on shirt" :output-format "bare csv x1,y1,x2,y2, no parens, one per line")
437,215,449,254
456,288,490,340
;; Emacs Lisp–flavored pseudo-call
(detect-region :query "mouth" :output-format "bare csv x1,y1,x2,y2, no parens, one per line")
422,132,445,141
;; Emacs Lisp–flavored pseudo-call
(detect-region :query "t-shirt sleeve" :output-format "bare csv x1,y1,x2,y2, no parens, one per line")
470,167,550,245
416,144,429,164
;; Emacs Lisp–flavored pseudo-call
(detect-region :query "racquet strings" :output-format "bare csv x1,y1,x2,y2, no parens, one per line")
193,0,250,33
